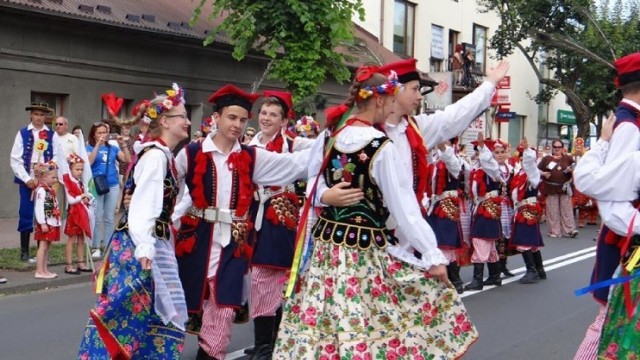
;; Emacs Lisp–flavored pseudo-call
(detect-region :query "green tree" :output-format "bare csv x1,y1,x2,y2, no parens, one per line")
479,0,640,138
191,0,365,103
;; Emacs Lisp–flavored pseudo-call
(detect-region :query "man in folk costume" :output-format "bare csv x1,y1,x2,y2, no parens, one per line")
573,52,640,360
363,58,508,265
10,102,59,262
571,137,598,227
466,136,513,290
173,85,311,360
426,142,466,293
510,139,547,284
246,90,315,359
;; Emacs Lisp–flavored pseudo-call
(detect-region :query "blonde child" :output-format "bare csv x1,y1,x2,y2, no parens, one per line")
62,154,92,274
33,161,61,279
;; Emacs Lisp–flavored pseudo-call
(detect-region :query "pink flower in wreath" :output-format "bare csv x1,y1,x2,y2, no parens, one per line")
325,344,336,354
386,351,398,360
456,313,466,324
462,321,472,332
388,338,401,348
356,342,367,352
453,326,462,336
305,307,317,316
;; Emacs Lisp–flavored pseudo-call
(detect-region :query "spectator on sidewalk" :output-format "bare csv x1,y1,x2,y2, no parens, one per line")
55,116,79,158
538,139,578,238
10,102,59,262
72,125,83,140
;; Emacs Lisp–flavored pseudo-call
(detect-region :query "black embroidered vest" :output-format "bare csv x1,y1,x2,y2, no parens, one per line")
312,137,396,250
117,145,178,240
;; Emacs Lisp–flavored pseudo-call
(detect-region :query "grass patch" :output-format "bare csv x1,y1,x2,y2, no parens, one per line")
0,244,69,271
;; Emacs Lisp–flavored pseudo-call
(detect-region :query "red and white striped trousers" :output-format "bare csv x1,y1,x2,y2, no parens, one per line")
573,304,606,360
250,266,286,318
470,238,499,263
198,276,236,360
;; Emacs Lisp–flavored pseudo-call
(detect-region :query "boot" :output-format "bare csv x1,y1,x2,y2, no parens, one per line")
250,316,276,360
532,251,547,279
196,347,218,360
464,263,484,291
499,257,515,277
20,232,30,262
483,261,502,286
447,262,464,294
519,251,540,284
273,306,283,345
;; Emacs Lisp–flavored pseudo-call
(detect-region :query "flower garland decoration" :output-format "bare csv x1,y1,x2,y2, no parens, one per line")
294,116,320,138
142,83,186,124
66,153,85,165
356,69,401,102
34,160,58,179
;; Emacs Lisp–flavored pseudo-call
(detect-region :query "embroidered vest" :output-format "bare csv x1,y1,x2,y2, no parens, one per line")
117,145,178,240
14,127,55,184
312,137,396,250
614,101,640,131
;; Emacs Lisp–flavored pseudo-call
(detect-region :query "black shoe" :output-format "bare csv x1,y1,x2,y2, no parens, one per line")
196,347,217,360
532,251,547,279
244,347,255,355
250,316,276,360
20,250,29,262
499,258,515,277
464,263,484,291
483,262,502,286
518,251,540,284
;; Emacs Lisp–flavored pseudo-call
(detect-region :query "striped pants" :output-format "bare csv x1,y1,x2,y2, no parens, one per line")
250,266,286,318
573,304,606,360
198,277,236,360
470,238,499,263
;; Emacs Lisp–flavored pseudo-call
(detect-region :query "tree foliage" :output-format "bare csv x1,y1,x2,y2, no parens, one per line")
191,0,365,102
479,0,640,138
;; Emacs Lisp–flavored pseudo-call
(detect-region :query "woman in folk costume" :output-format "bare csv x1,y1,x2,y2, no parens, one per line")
509,138,547,284
171,85,312,360
466,135,513,290
247,90,316,359
274,66,478,359
426,142,466,294
571,137,598,227
78,83,190,359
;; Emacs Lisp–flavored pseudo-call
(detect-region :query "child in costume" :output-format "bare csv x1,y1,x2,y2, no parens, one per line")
33,161,61,279
78,83,190,359
63,153,93,274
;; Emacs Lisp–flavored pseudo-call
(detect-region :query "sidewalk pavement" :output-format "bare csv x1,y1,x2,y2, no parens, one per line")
0,217,94,296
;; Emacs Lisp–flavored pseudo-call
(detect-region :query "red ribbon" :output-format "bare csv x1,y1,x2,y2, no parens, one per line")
355,65,380,82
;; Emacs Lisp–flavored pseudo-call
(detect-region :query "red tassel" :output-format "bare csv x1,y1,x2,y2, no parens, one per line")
265,206,278,226
176,236,196,257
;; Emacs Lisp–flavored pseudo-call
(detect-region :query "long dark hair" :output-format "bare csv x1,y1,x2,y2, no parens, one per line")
87,123,108,147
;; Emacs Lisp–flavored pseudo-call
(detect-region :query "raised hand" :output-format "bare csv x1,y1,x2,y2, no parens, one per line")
600,112,616,142
487,60,510,86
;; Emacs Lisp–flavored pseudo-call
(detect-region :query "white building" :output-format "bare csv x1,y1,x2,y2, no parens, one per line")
355,0,577,149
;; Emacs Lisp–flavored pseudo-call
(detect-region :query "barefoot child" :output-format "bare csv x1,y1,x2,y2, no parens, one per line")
33,161,61,279
63,153,93,274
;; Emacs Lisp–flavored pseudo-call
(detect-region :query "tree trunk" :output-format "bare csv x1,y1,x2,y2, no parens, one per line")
565,93,592,139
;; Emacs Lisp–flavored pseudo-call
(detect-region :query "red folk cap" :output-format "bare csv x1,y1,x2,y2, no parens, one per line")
379,58,421,84
263,90,294,119
471,138,508,151
208,84,260,112
614,52,640,88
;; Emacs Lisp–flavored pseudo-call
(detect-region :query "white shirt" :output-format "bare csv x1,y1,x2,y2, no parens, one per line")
511,148,541,204
308,126,447,269
57,132,80,158
10,124,60,183
174,133,312,277
34,187,61,227
127,141,177,261
249,130,315,152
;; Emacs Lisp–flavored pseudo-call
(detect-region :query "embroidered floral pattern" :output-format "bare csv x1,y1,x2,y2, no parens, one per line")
274,241,478,359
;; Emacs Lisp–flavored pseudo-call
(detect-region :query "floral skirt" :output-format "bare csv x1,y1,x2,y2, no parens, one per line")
274,240,478,359
598,268,640,359
77,230,185,359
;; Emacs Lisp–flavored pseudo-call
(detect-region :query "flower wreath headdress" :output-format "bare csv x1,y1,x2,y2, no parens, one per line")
34,160,58,178
66,153,85,165
142,83,186,124
294,115,320,138
356,66,401,102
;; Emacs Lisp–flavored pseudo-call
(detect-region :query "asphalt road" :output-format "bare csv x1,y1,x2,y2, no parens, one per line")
0,225,601,360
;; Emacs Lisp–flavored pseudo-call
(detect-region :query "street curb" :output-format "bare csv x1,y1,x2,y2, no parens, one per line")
0,273,92,296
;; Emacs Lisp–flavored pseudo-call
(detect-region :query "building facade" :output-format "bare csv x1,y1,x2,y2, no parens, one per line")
355,0,576,149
